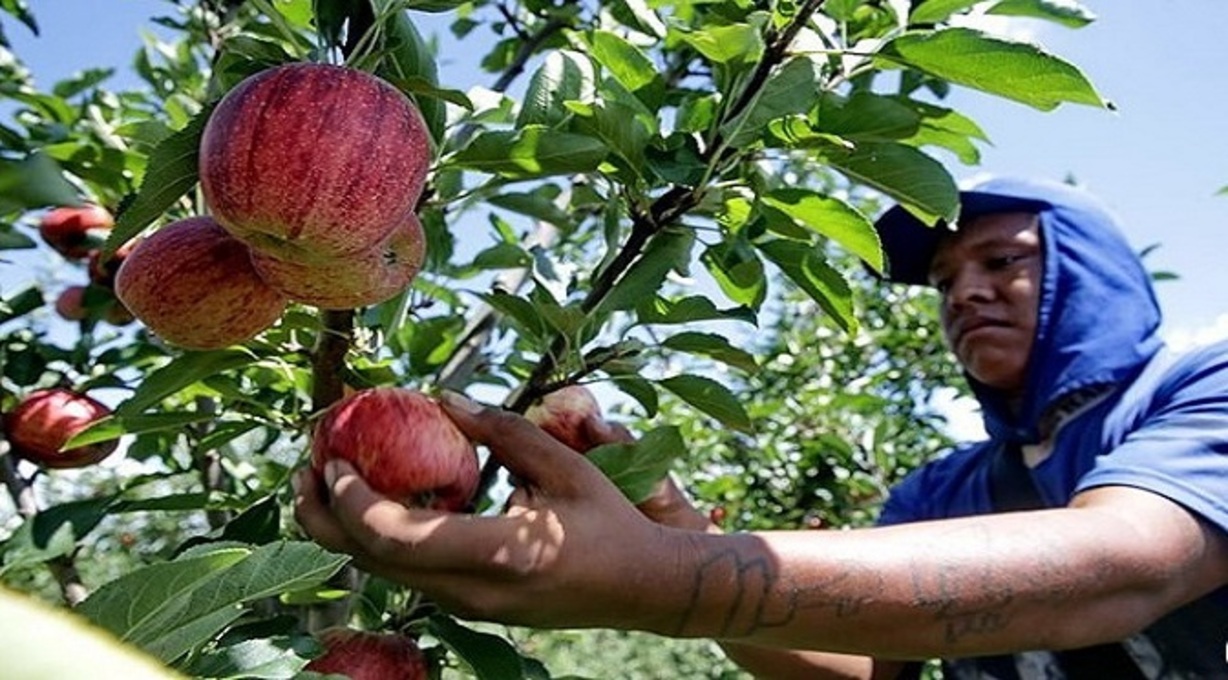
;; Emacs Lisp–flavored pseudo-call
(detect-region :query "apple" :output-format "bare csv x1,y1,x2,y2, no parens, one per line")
311,388,478,512
525,384,603,453
38,204,113,260
199,62,432,262
4,388,118,469
251,212,426,310
54,286,89,321
114,216,288,350
304,628,429,680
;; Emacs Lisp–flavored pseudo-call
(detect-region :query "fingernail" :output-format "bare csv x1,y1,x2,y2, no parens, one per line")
440,390,483,414
324,461,341,488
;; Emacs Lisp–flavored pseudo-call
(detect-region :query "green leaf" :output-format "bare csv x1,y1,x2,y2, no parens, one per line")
0,226,36,250
568,99,653,178
517,50,594,128
587,426,686,503
471,243,534,269
908,0,981,24
700,240,767,309
635,295,757,326
757,239,856,333
0,153,80,213
0,497,114,573
721,57,817,148
823,140,959,226
488,190,574,230
219,496,281,545
451,126,607,180
761,188,883,273
0,286,44,324
815,92,921,141
661,331,758,373
587,30,664,109
116,349,260,417
78,542,348,663
106,106,213,256
521,285,585,340
900,101,990,165
379,8,448,143
597,228,696,314
659,375,752,433
479,290,550,342
183,635,315,679
65,412,216,449
612,375,659,417
987,0,1096,28
427,615,532,679
877,27,1108,111
678,23,763,66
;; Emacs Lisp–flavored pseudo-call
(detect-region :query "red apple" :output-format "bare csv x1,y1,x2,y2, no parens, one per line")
4,388,118,469
38,204,113,260
525,384,603,453
54,286,89,321
304,628,429,680
199,62,432,262
251,212,426,310
114,216,288,350
311,388,478,512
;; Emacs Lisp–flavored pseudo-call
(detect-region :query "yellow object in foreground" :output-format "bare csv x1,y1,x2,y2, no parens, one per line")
0,586,181,679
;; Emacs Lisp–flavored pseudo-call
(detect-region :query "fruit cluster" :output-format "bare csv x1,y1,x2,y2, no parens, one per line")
114,62,433,350
39,204,135,327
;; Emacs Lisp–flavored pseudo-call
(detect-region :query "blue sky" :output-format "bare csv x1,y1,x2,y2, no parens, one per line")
7,1,1228,347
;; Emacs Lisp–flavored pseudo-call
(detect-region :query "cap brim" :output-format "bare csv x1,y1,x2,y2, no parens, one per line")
874,191,1051,285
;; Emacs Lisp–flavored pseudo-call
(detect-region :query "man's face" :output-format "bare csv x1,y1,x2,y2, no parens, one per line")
927,212,1043,398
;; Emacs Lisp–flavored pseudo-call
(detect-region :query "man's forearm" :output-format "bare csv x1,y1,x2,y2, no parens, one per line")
650,498,1210,659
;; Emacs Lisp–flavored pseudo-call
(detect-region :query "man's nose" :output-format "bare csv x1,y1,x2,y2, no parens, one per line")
945,267,994,309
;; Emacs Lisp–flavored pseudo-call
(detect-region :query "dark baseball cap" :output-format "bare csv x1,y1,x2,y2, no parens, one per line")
873,176,1060,285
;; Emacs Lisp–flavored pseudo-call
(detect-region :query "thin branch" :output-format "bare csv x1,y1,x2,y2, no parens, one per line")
1,442,88,605
311,310,355,413
724,0,827,124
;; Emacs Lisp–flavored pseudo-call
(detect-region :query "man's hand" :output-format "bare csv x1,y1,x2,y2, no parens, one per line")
293,392,686,631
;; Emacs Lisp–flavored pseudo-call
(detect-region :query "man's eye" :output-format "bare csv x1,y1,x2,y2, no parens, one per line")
987,254,1026,269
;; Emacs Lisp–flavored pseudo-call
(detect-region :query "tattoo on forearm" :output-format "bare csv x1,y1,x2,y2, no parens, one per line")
675,535,881,638
676,520,1096,649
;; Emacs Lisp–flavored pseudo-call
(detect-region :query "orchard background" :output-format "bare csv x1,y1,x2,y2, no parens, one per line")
0,0,1109,677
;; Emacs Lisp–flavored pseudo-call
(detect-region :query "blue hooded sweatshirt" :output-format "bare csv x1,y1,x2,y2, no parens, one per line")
872,177,1228,679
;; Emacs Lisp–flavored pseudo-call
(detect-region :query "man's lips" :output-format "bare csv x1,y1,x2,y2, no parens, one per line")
952,316,1010,345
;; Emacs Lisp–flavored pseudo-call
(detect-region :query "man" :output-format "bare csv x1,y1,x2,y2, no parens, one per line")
295,177,1228,679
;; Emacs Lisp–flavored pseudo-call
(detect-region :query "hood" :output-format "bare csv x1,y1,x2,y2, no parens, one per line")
874,176,1164,443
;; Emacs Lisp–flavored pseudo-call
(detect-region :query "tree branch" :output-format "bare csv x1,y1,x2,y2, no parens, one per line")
1,441,88,605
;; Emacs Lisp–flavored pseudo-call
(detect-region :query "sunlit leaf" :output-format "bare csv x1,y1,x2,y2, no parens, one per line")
762,188,883,272
878,27,1108,111
988,0,1096,28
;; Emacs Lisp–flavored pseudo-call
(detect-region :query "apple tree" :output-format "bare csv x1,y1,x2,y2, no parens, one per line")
0,0,1104,677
